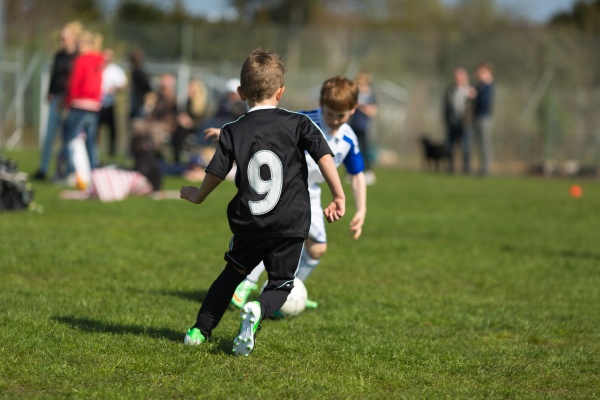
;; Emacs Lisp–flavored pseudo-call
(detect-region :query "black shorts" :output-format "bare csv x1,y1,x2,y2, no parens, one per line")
224,235,304,282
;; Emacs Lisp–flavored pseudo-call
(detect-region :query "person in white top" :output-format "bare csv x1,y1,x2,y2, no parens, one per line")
98,48,127,157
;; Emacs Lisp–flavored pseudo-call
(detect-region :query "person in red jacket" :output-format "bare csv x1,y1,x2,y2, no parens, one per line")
62,30,104,176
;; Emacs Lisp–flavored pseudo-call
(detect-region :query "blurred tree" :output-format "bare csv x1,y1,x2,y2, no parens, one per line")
114,0,165,23
266,0,320,25
169,0,188,23
383,0,447,30
4,0,102,47
550,0,600,33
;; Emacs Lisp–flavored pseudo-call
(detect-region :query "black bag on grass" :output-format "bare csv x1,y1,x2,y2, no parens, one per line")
0,155,34,211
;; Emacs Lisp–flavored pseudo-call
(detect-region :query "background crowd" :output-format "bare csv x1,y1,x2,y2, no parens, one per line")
31,21,255,195
31,20,384,195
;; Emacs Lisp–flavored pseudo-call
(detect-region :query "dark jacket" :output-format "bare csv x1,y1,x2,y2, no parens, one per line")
474,82,494,118
48,50,79,96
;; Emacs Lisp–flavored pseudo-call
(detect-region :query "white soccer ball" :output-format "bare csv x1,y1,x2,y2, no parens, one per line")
278,278,307,318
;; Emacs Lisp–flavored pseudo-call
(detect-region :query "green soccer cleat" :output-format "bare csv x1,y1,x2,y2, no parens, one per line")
232,301,262,357
305,298,319,309
231,280,258,309
183,327,207,345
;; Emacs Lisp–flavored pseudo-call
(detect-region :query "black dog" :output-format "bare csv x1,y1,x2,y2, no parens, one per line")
420,136,450,172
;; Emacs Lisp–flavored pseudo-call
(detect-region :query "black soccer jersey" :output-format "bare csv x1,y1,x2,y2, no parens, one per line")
206,106,333,238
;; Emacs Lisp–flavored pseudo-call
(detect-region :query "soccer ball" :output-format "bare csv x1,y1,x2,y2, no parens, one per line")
278,278,307,318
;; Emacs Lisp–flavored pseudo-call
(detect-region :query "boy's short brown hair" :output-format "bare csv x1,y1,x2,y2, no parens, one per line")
240,48,286,102
319,76,358,112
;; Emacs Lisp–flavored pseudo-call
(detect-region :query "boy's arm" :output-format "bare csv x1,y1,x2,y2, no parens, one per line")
180,172,223,204
317,154,345,223
348,172,367,239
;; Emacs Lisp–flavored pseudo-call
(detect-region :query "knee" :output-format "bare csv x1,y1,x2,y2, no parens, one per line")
225,262,247,277
306,243,326,260
263,279,294,294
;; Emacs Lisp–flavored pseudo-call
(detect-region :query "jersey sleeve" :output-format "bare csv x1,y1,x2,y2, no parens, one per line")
342,135,365,175
298,115,333,163
205,126,234,180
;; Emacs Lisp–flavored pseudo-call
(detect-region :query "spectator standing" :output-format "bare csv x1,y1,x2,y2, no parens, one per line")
33,21,82,181
97,48,127,158
349,71,377,185
443,67,475,174
61,30,105,176
473,63,495,176
128,49,152,120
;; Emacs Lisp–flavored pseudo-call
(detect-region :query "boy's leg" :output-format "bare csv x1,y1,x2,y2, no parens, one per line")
231,262,265,309
231,237,302,356
257,238,304,318
296,200,326,282
247,262,265,283
296,241,324,309
187,235,266,344
295,240,324,281
192,263,246,338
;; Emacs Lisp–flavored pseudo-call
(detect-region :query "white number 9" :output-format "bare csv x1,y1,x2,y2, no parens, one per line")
247,150,283,215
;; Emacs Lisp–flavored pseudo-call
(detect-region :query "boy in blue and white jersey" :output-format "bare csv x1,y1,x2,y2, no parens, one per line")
230,76,367,309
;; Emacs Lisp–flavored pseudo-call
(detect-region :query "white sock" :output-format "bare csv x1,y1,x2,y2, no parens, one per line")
246,261,265,284
295,250,320,282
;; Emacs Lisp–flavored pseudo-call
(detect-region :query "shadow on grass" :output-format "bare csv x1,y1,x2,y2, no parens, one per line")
157,289,208,303
52,315,183,342
501,245,600,261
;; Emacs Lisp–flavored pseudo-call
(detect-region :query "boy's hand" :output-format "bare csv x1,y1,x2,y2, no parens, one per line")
349,210,366,240
180,186,202,204
204,127,221,142
323,198,345,223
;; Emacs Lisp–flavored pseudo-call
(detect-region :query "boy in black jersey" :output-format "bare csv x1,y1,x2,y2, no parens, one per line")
180,49,345,356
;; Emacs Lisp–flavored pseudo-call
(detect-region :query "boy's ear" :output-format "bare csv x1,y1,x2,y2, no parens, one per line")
350,106,357,115
237,86,246,101
275,86,285,101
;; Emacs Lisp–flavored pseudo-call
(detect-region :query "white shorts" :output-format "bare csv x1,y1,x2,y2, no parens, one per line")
308,186,326,244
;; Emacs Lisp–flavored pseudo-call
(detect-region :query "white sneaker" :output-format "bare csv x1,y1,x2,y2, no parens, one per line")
232,301,262,357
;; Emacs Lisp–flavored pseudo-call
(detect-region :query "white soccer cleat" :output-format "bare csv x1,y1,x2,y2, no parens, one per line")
232,301,262,357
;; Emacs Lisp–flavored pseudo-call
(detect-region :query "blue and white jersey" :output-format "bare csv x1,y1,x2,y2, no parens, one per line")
300,108,365,197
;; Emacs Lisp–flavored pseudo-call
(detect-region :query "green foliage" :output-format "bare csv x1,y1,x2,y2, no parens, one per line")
1,149,599,398
550,0,600,33
67,0,103,22
4,0,102,45
115,0,167,23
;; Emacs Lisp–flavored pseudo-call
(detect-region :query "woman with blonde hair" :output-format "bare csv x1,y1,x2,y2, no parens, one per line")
173,78,209,164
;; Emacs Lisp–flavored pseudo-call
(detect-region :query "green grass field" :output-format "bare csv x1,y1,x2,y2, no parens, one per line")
1,149,599,399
